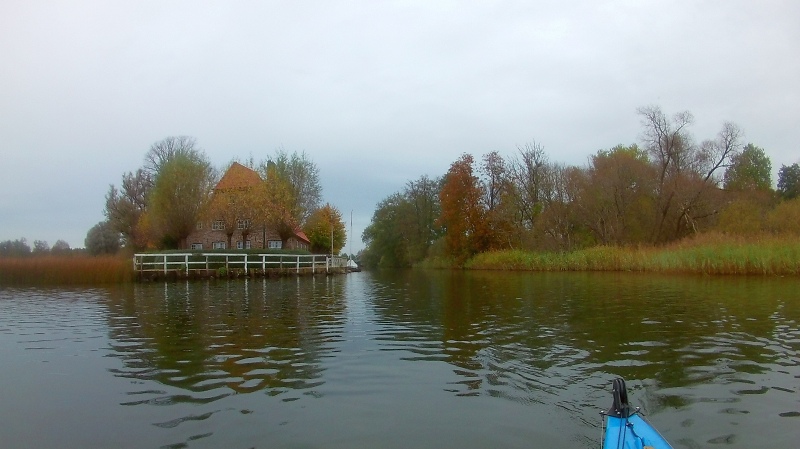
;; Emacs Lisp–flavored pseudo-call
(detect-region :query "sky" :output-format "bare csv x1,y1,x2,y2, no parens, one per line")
2,1,798,252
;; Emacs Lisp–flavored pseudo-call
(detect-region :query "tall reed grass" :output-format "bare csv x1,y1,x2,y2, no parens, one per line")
0,255,134,286
463,233,800,275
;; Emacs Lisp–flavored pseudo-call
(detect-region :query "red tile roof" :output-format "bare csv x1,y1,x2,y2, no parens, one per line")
215,162,262,191
294,229,311,244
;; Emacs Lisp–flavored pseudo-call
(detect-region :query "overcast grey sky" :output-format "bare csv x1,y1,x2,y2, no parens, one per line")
2,1,798,252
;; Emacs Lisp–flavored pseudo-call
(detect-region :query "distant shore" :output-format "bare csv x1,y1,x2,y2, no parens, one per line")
1,233,798,287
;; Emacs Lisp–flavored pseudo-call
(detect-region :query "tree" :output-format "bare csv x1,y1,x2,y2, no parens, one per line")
507,142,549,232
536,163,584,250
148,150,216,249
766,197,800,234
716,199,764,235
33,240,50,254
85,220,121,255
143,136,199,180
261,149,322,226
480,151,515,250
258,161,302,248
360,175,443,268
777,163,800,200
638,106,741,241
724,143,772,191
304,203,346,254
573,145,655,245
105,168,150,249
51,239,71,254
402,175,443,261
362,193,414,267
438,154,490,263
0,238,31,257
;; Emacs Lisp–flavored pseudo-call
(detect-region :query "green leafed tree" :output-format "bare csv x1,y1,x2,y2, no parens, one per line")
261,149,322,226
148,148,216,249
304,203,346,254
777,163,800,200
360,174,443,268
724,143,772,191
362,193,414,267
0,238,31,257
33,240,50,254
85,220,121,255
51,239,71,254
402,175,443,261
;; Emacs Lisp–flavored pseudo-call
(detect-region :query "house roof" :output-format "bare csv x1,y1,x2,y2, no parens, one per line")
215,162,262,191
294,229,311,244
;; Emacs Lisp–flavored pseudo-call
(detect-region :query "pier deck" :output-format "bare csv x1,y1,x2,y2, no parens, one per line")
133,252,348,279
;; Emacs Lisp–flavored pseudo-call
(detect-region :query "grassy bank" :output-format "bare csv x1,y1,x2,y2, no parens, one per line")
0,255,135,286
424,233,800,275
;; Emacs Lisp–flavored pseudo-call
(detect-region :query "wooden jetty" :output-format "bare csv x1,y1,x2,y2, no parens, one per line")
133,252,349,280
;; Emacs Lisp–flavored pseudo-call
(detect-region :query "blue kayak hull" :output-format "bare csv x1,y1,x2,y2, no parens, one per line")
604,413,673,449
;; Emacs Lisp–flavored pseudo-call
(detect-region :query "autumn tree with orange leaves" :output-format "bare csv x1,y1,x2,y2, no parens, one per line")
438,154,491,264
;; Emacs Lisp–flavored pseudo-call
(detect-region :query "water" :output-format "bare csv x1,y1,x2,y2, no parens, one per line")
1,271,798,448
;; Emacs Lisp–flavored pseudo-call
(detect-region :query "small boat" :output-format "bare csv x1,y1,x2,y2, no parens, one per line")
602,377,673,449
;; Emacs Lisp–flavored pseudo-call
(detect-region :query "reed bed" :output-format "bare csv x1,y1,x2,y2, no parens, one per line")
0,255,135,286
464,233,800,275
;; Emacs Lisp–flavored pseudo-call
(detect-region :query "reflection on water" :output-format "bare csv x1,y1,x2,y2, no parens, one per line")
1,272,799,448
107,277,345,402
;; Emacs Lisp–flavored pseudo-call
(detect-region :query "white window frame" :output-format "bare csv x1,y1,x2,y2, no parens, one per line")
268,240,282,249
212,241,226,249
196,222,203,230
212,220,225,231
237,219,251,230
191,243,203,250
236,240,252,250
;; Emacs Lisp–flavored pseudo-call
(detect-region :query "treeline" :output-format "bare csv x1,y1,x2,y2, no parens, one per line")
100,136,346,254
361,106,800,268
0,238,77,257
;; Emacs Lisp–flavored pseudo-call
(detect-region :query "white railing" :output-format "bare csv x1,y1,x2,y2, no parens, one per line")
133,253,348,275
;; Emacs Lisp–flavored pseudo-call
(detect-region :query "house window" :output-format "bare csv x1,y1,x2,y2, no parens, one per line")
268,240,282,249
191,243,203,250
212,220,225,230
237,240,251,249
212,241,226,249
196,222,203,230
237,219,251,230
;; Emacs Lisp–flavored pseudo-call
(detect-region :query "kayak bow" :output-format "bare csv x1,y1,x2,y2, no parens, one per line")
602,378,673,449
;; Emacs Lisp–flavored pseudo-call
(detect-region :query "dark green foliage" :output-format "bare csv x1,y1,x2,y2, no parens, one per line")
777,163,800,200
85,221,121,255
724,143,772,191
0,238,31,257
361,175,443,268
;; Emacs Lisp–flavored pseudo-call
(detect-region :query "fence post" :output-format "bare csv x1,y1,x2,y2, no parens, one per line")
296,255,300,273
163,254,167,274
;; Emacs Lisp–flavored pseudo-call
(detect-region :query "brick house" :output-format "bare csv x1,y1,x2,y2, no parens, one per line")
185,162,311,251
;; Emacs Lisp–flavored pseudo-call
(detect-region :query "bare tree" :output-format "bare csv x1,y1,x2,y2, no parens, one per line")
105,169,150,249
508,142,549,231
143,136,199,179
638,106,741,241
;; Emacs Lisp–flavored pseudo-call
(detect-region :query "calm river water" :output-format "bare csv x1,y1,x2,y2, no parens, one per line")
1,271,799,448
